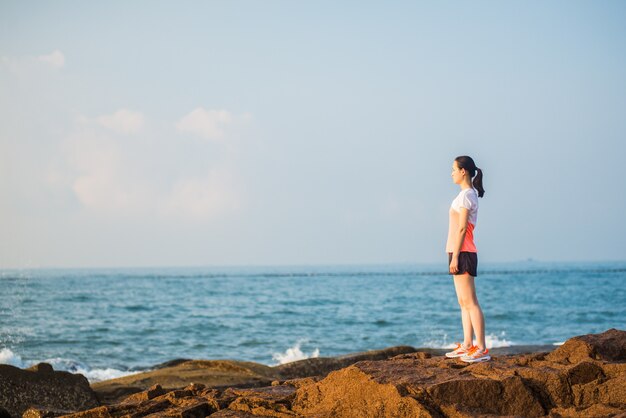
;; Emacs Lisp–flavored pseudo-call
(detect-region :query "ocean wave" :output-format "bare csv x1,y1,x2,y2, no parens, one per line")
0,347,141,383
0,347,24,367
271,339,320,365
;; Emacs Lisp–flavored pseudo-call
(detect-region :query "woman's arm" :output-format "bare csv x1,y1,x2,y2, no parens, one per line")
449,207,469,274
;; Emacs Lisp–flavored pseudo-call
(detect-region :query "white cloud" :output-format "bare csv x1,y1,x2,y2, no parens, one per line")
37,50,65,68
161,167,240,220
61,116,241,220
0,56,21,74
1,50,66,74
65,131,150,213
96,109,144,134
176,108,234,140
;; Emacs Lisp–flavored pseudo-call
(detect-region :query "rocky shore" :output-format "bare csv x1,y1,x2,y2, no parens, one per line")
1,329,624,417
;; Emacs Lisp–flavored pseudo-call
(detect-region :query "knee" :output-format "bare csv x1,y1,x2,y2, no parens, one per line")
458,296,479,310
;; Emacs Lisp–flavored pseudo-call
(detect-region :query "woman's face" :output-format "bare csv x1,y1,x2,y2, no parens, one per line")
451,161,465,184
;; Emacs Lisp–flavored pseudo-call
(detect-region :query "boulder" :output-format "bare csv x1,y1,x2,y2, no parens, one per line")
6,329,625,417
91,346,422,405
0,362,98,418
546,328,626,364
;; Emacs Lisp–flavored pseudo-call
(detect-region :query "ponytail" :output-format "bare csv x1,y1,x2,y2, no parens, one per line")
454,155,485,198
473,167,485,198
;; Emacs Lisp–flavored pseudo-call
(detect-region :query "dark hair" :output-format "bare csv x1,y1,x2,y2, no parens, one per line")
455,155,485,198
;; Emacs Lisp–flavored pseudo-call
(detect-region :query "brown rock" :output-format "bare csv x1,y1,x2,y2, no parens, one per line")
292,365,436,417
571,375,626,409
273,345,419,379
290,329,626,417
61,397,173,418
59,406,112,418
280,376,322,389
21,407,73,418
208,410,266,417
514,362,573,408
91,360,277,405
0,363,99,418
120,384,167,404
546,328,626,364
226,385,296,415
549,403,626,417
91,346,421,405
184,382,207,391
51,329,626,418
174,401,214,418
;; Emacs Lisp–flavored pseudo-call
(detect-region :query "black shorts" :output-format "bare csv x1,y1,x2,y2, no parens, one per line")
448,252,478,277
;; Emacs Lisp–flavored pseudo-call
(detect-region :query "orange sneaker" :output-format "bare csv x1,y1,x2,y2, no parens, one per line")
445,343,476,358
461,347,491,363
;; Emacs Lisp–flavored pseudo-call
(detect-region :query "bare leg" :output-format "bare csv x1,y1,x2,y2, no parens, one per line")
453,273,486,350
461,307,473,347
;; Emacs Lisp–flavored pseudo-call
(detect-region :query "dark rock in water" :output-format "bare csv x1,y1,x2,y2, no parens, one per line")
67,329,626,417
25,363,54,374
0,363,99,418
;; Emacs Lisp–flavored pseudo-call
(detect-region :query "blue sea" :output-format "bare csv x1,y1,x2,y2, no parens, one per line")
1,261,625,383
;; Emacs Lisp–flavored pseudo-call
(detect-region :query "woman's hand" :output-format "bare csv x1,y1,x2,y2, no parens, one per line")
449,255,459,274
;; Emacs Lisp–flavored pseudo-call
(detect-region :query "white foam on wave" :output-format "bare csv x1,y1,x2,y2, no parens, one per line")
0,348,141,383
552,341,565,346
0,347,26,368
272,339,320,365
485,332,513,348
74,366,140,382
422,331,514,349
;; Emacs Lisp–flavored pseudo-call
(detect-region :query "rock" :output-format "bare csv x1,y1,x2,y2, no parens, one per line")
91,360,278,405
91,345,422,405
290,329,626,417
292,365,435,417
24,329,624,418
90,344,556,406
280,376,322,389
546,328,626,364
119,383,167,404
548,403,626,417
25,363,54,374
62,382,221,418
225,386,296,414
272,345,419,379
0,363,99,418
208,411,266,417
21,407,75,418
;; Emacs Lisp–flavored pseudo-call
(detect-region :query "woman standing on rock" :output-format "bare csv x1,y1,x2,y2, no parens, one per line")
444,156,491,363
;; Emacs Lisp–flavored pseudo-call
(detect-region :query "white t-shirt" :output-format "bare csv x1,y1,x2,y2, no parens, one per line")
451,188,479,226
446,188,479,253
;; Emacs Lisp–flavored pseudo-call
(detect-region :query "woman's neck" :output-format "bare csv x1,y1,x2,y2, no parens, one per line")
459,180,473,190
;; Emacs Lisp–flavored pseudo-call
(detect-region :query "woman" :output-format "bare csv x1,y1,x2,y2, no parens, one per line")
444,156,490,363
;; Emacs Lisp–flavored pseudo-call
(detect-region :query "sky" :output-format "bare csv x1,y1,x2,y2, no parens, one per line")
1,1,625,268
